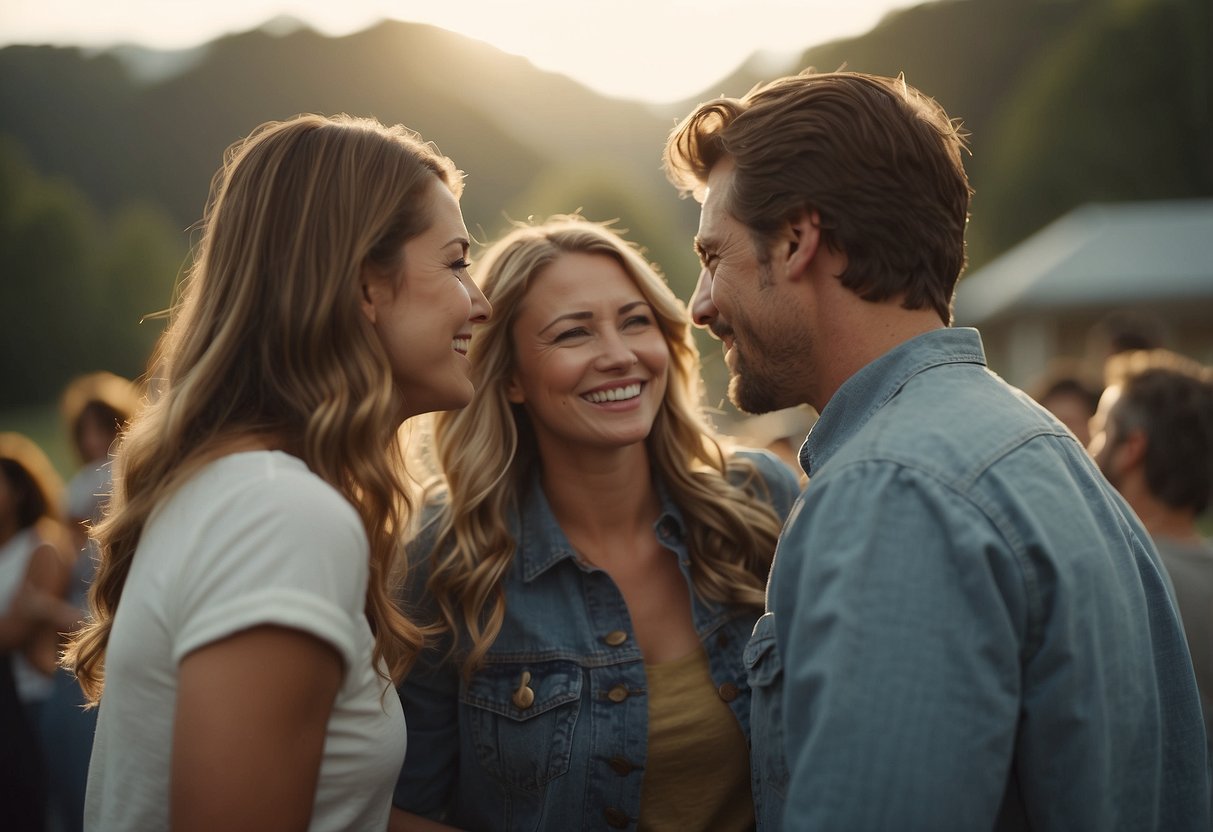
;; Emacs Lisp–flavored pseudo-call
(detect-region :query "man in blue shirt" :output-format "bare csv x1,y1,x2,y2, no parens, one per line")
663,70,1208,830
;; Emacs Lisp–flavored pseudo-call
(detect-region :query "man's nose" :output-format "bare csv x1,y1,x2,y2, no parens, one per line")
689,267,717,328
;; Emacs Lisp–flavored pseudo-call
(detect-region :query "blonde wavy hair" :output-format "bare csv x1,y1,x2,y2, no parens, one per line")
65,114,462,702
420,216,784,676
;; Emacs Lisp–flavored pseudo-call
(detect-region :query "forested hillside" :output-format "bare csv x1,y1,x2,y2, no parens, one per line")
1,0,1208,407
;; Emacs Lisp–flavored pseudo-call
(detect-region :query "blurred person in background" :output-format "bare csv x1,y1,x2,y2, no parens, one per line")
0,432,73,832
391,216,799,832
1089,308,1170,366
62,113,491,832
60,372,141,563
1028,361,1102,446
665,69,1208,830
1088,349,1213,766
37,372,141,832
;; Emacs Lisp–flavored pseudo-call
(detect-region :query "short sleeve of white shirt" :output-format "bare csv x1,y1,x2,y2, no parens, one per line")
85,451,406,832
163,455,368,669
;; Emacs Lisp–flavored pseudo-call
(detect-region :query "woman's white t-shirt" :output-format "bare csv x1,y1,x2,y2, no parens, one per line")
84,451,406,831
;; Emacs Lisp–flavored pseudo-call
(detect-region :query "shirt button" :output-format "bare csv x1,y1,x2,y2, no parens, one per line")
603,630,628,647
607,684,629,703
608,755,635,775
604,807,630,828
717,682,739,703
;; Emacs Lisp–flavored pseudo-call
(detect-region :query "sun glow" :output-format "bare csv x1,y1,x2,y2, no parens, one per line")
0,0,904,104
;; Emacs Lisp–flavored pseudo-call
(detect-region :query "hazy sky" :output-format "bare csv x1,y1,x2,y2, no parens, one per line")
0,0,923,103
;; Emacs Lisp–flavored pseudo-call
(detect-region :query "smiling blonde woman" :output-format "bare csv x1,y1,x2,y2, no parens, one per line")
391,216,799,832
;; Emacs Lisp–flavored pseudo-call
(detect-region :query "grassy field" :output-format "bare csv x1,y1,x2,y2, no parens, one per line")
0,402,74,480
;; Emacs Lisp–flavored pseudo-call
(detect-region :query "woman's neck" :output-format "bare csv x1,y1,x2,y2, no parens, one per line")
537,443,660,542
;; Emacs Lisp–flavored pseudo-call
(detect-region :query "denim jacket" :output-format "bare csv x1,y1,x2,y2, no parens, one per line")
394,450,800,831
749,328,1209,830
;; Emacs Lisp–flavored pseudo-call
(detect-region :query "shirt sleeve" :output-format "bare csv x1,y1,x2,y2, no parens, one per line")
773,459,1028,830
167,473,369,673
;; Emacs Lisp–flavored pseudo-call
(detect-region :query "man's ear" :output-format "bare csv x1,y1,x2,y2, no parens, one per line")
1118,428,1148,471
784,210,823,281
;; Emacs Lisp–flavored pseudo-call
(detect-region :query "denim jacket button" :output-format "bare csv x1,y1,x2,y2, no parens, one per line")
608,755,636,775
607,684,629,703
604,807,631,828
511,670,535,710
717,682,739,703
603,630,628,647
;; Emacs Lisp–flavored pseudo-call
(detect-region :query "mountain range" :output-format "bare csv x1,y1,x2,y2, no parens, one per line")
1,0,1209,408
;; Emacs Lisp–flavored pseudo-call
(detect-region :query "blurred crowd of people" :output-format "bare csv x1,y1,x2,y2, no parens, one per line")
2,373,138,832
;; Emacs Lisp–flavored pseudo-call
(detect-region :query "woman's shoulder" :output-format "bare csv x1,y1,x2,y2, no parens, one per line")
725,447,802,517
150,450,364,553
727,447,799,490
196,451,350,510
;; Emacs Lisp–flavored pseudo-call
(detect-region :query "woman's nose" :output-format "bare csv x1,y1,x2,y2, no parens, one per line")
594,330,639,370
467,279,492,323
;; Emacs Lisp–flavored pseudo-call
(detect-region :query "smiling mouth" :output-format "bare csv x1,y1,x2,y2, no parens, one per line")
452,336,470,355
583,383,642,404
709,322,733,343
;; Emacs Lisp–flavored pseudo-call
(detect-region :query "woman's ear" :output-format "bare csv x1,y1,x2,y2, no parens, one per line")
359,275,383,325
505,374,525,404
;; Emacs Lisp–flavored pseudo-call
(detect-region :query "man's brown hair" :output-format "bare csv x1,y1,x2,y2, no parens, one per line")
664,70,971,323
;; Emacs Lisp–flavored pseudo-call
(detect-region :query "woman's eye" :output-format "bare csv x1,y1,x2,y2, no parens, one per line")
451,258,472,274
553,327,589,342
623,315,652,329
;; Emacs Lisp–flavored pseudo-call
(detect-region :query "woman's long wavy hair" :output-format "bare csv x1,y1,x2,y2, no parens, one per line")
421,216,784,676
64,114,461,702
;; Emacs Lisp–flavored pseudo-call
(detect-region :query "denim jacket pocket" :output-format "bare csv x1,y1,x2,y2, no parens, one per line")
745,612,790,817
462,659,583,791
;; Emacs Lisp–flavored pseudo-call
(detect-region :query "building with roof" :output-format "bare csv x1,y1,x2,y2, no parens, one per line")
953,199,1213,388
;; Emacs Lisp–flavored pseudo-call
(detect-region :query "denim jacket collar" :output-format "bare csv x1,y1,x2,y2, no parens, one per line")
514,468,688,584
799,327,987,478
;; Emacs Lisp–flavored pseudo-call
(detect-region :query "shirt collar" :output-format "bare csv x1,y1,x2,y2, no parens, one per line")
798,327,988,478
515,467,687,583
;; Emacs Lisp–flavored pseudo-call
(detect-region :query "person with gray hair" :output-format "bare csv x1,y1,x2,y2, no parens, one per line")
1089,349,1213,764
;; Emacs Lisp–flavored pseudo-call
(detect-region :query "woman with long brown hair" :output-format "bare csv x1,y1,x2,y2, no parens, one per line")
63,114,490,832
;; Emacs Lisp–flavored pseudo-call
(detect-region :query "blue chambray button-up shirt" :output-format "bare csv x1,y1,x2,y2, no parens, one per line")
750,327,1209,831
395,450,800,831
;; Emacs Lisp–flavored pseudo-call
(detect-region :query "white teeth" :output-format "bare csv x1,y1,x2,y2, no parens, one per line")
584,383,642,404
452,337,470,354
